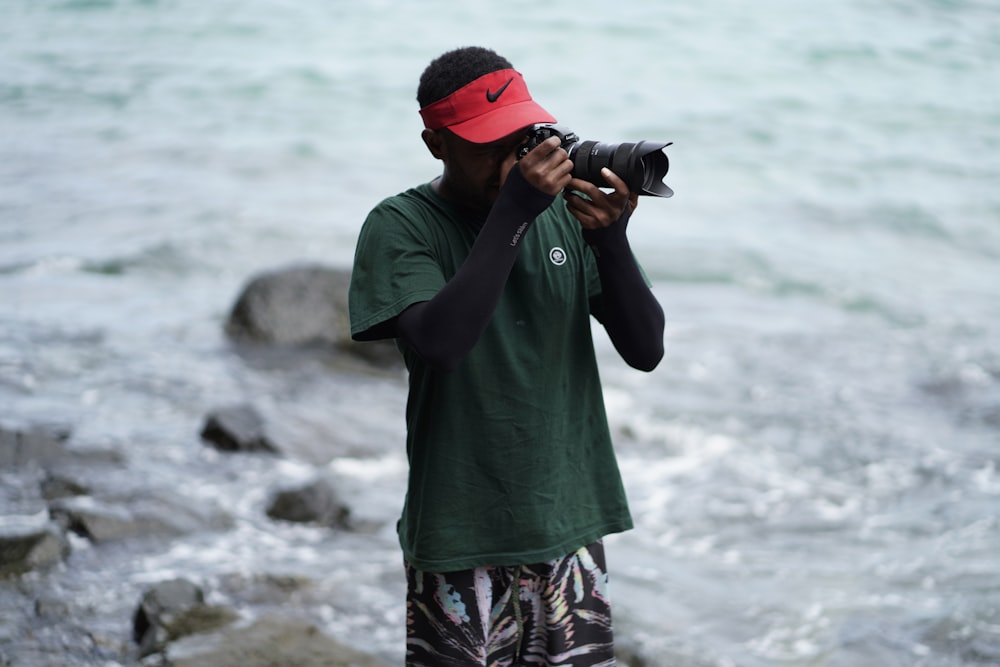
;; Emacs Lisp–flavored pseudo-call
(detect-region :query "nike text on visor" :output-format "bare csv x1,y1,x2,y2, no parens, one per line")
419,69,557,144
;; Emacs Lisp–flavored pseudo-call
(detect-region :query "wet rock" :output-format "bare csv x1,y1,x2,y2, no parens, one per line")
163,615,389,667
265,477,350,529
3,567,128,663
39,471,90,500
615,638,652,667
224,264,399,366
0,520,70,578
133,578,239,658
226,264,351,347
200,404,279,454
49,492,232,544
0,424,71,468
49,496,145,543
0,615,123,666
33,595,72,618
214,572,315,606
0,472,70,576
1,423,124,473
614,634,726,667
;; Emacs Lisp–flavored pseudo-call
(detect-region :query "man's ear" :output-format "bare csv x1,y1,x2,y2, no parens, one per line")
422,129,446,161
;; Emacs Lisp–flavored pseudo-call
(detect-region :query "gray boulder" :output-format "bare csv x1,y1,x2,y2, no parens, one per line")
265,477,351,529
0,424,71,468
200,404,278,454
49,496,137,543
133,578,238,658
0,518,70,578
39,471,90,500
0,470,70,577
0,424,129,577
226,264,350,347
49,491,232,544
224,264,399,366
0,423,124,472
163,615,389,667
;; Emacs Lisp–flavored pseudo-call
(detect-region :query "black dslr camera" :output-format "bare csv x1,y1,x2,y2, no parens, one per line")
518,123,673,198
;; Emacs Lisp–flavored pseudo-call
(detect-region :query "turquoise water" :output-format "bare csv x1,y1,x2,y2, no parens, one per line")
2,1,1000,664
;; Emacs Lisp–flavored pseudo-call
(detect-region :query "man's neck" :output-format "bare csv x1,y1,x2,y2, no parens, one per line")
430,177,488,229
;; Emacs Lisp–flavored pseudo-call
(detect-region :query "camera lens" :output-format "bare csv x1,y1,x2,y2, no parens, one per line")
570,140,673,198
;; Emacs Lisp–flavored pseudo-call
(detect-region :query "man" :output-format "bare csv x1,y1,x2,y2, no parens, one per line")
349,46,665,666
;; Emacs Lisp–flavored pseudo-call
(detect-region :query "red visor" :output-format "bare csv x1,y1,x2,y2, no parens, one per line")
419,69,556,144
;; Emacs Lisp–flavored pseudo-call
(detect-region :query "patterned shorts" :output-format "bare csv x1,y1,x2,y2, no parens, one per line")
405,541,616,667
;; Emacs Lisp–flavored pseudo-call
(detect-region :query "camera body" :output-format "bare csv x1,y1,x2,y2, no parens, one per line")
518,123,581,157
518,123,673,198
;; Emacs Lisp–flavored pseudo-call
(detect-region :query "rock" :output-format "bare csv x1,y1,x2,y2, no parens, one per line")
200,404,279,454
163,615,389,667
0,424,71,468
133,579,238,658
33,595,72,618
615,637,658,667
214,572,314,606
226,264,351,347
0,471,70,576
0,613,122,666
614,634,727,667
49,496,144,543
49,492,232,544
224,264,399,366
0,519,70,578
1,467,49,518
1,423,124,473
39,471,90,500
265,477,350,529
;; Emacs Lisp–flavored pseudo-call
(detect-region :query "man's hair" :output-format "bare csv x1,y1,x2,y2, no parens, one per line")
417,46,514,109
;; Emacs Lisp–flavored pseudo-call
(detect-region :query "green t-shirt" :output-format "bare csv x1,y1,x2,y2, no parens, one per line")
349,182,633,572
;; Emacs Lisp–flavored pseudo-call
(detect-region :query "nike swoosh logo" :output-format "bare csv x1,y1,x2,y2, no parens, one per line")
486,78,513,103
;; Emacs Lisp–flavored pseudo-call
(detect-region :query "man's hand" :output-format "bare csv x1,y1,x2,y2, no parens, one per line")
565,167,639,230
516,135,573,197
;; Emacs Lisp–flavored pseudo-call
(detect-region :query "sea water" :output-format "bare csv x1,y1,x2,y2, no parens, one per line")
2,0,999,664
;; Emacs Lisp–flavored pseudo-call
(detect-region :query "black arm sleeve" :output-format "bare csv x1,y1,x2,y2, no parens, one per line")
583,209,665,372
395,164,555,372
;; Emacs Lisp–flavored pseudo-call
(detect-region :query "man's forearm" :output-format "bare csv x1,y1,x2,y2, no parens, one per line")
397,165,554,372
584,213,665,372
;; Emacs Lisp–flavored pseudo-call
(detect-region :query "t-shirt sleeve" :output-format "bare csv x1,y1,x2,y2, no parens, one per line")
348,198,445,341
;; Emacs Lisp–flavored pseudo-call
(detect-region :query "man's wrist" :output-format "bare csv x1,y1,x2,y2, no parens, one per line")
581,206,631,256
499,163,556,220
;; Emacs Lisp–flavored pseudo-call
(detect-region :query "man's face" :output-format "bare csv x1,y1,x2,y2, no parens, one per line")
431,128,529,212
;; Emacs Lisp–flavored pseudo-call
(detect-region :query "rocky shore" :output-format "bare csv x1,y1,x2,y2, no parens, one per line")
1,265,398,665
1,265,659,666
